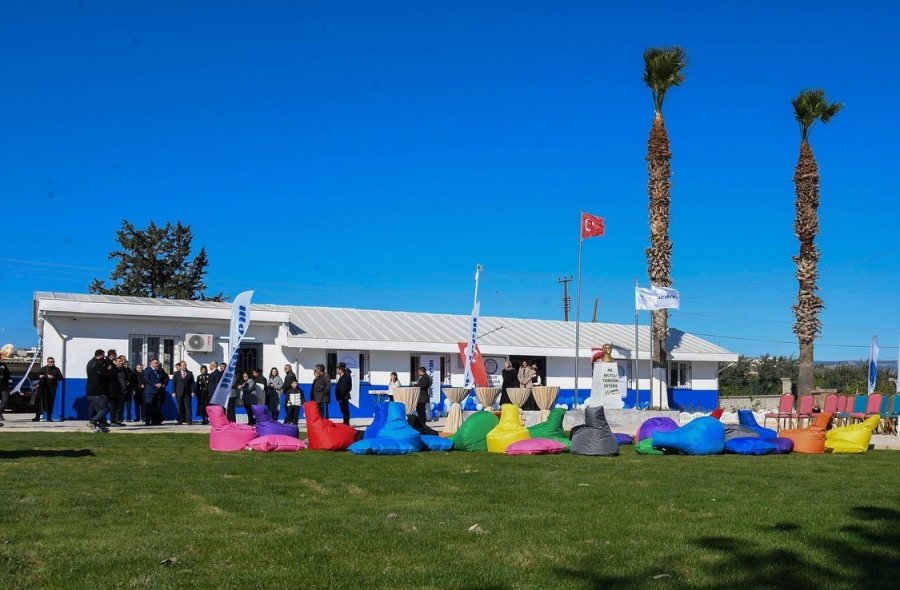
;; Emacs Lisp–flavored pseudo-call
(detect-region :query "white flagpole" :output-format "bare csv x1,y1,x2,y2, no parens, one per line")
574,211,584,408
463,265,482,391
649,308,655,409
896,338,899,395
633,277,639,409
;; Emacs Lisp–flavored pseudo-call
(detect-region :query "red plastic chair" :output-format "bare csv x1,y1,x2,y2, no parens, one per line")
764,394,795,431
834,395,849,426
811,394,838,423
849,394,879,424
795,395,814,428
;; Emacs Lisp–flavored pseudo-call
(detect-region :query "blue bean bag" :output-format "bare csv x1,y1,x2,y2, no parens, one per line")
348,402,424,455
614,433,634,445
421,435,454,452
250,405,300,439
737,410,778,440
652,416,725,455
769,437,794,454
364,402,390,439
724,437,778,455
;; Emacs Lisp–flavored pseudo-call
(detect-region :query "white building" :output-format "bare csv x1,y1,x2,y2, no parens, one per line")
34,291,737,420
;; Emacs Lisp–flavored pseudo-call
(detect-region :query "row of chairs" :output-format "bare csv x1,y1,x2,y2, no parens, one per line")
763,393,898,434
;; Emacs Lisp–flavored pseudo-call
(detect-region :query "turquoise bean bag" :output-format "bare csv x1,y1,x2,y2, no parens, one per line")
653,417,725,455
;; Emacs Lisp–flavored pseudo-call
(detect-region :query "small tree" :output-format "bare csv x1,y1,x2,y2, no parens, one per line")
89,220,224,301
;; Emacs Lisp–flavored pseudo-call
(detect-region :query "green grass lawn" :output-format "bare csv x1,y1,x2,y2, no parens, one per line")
0,433,897,589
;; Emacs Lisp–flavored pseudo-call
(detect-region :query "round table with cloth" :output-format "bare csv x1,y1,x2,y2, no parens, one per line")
393,387,421,415
531,386,559,420
505,388,530,408
475,387,500,410
442,387,469,435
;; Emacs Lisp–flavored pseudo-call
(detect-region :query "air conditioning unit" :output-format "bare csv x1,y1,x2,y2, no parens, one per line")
184,333,214,353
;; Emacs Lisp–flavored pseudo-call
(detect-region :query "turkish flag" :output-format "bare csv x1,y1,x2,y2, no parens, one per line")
457,342,489,387
581,212,605,239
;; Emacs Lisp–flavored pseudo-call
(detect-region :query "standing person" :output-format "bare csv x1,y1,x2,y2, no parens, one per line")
310,364,331,419
388,371,401,400
142,358,168,426
35,357,64,422
172,361,195,425
226,374,242,422
105,349,124,427
85,349,110,432
130,363,144,423
415,367,431,431
517,361,534,392
241,371,258,425
500,360,517,406
195,365,210,425
0,357,11,426
120,358,134,423
284,378,304,425
524,362,542,410
335,362,352,426
267,367,283,418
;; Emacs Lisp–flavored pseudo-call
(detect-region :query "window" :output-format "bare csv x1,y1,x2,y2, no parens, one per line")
409,354,452,385
669,361,692,389
129,334,178,374
325,351,369,382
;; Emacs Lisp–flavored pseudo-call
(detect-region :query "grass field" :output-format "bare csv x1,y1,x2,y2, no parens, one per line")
0,433,897,589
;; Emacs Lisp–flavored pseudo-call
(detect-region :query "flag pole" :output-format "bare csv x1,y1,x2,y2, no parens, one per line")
574,210,584,409
633,276,639,409
649,307,655,410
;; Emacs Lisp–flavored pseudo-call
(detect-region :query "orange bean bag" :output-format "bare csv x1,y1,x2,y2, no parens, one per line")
779,412,832,454
304,402,358,450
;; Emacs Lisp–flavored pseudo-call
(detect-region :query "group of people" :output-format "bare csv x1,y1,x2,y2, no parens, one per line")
500,360,542,409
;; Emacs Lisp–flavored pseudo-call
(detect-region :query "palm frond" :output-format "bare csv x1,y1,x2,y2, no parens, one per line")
792,89,843,140
643,46,688,112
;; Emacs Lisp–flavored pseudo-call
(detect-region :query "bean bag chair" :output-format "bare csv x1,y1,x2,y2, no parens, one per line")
724,437,777,455
364,402,389,439
779,412,831,454
653,417,725,455
571,406,619,456
769,437,794,454
506,438,567,455
709,408,724,420
251,405,300,439
614,433,633,445
450,411,499,452
486,404,531,453
825,415,879,454
421,435,454,452
348,403,424,455
407,415,440,436
636,417,679,442
634,437,664,455
724,424,761,441
247,435,306,452
304,401,358,451
737,410,777,440
208,405,257,452
527,407,572,448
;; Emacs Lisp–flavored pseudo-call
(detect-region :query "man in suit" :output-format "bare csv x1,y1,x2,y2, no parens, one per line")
0,358,11,426
172,361,195,425
415,366,432,431
35,357,64,422
335,362,352,425
142,358,169,425
310,363,331,419
85,349,110,432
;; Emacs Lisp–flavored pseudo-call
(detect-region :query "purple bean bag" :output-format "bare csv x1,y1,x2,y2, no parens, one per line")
769,437,794,454
251,405,300,439
614,433,634,445
636,417,679,442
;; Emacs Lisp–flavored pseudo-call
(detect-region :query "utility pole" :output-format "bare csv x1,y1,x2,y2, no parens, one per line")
558,276,573,321
591,296,599,323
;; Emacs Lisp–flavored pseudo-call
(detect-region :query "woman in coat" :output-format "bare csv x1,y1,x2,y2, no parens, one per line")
500,360,517,405
267,367,283,419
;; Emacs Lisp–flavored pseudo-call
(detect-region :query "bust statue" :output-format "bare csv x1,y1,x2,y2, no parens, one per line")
600,343,613,363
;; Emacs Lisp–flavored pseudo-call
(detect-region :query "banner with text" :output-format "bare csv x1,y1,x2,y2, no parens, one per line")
635,285,680,311
420,354,441,405
210,290,253,407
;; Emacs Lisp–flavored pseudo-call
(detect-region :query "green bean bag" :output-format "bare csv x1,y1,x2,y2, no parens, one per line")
634,437,664,455
527,408,572,448
450,411,500,452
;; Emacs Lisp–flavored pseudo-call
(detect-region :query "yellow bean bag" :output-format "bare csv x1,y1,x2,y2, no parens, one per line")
486,404,531,453
824,416,880,454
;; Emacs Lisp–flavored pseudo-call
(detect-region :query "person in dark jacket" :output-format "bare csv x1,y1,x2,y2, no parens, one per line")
500,360,517,406
335,362,352,425
120,359,134,422
142,358,169,425
195,364,211,425
85,349,110,432
34,357,64,422
284,378,304,425
130,363,144,423
0,358,11,425
415,366,431,431
107,356,128,426
172,361,195,425
310,364,331,419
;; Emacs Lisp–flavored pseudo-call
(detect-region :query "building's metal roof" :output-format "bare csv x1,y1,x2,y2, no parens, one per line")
34,291,735,359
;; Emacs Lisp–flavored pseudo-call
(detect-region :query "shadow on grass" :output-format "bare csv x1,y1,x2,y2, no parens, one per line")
551,505,899,589
0,449,95,459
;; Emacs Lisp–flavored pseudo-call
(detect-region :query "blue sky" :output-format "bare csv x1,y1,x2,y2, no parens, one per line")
1,1,899,360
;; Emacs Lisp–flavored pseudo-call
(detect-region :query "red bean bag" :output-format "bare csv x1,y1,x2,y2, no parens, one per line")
304,402,358,450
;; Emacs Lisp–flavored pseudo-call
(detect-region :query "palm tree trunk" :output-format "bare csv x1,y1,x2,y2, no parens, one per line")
793,140,822,395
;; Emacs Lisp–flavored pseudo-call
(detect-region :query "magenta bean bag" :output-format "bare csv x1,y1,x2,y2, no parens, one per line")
505,438,568,455
247,435,306,452
208,405,257,452
635,417,679,442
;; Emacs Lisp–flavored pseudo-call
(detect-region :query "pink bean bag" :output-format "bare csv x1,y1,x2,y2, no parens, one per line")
505,438,568,455
247,435,306,452
208,405,257,452
304,402,358,451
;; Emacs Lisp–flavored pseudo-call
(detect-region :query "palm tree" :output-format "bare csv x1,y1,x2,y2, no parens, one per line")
791,89,842,395
643,46,687,408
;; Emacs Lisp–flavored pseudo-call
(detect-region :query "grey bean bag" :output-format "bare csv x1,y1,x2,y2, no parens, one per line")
570,406,619,456
723,424,761,441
